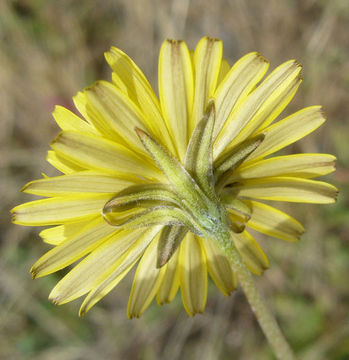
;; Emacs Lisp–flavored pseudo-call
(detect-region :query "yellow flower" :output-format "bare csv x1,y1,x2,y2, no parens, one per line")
12,37,337,318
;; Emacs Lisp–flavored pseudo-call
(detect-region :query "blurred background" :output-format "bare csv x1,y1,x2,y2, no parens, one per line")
1,0,348,359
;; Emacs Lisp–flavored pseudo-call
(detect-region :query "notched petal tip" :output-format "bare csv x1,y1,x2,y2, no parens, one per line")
319,106,327,120
79,307,88,318
10,210,16,221
84,80,105,92
165,38,184,45
294,229,305,242
285,59,302,70
30,267,37,279
127,312,141,320
48,296,61,306
187,309,204,317
294,60,303,69
202,35,221,43
332,188,339,202
30,262,47,279
255,52,269,65
134,126,146,137
10,211,22,226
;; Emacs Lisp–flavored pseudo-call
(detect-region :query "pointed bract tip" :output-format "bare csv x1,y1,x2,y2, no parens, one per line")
134,127,147,138
256,132,266,142
206,98,216,111
229,221,245,234
156,256,168,269
103,198,118,214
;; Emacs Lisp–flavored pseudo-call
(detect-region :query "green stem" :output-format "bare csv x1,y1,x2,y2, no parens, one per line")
216,228,295,360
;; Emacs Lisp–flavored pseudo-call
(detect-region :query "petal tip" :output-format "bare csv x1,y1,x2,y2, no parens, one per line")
30,267,37,279
127,312,140,320
165,38,184,45
255,52,269,65
293,60,302,69
20,183,31,193
202,35,221,43
318,106,326,120
11,211,19,224
49,297,60,306
79,307,87,317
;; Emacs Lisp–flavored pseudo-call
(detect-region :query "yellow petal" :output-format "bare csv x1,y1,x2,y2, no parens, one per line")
12,194,110,225
234,154,336,180
40,225,69,245
81,260,134,317
201,237,237,296
73,91,94,125
127,231,166,318
230,177,338,203
46,150,85,174
105,47,176,154
214,60,302,158
246,106,326,161
190,37,222,135
157,249,180,305
112,71,129,94
158,40,194,161
52,105,96,134
179,233,207,316
213,52,269,139
85,81,153,153
216,58,230,86
39,218,96,245
80,226,161,316
230,231,269,275
244,200,305,242
23,171,137,196
49,228,148,305
51,131,160,181
31,217,117,278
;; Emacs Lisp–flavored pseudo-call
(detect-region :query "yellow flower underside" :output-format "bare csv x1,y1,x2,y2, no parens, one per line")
12,36,337,317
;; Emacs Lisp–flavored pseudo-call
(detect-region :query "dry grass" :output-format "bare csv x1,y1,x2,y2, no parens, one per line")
1,0,348,359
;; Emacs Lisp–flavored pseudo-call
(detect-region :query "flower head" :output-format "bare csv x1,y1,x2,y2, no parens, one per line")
12,37,337,318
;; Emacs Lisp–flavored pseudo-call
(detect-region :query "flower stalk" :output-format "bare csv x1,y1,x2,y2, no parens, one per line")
213,226,295,360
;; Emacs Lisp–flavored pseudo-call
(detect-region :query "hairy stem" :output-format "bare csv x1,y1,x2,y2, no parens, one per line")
215,228,295,360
